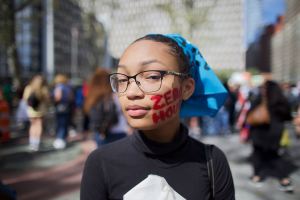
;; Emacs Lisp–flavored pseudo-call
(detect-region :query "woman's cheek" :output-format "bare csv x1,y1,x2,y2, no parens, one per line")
150,87,182,124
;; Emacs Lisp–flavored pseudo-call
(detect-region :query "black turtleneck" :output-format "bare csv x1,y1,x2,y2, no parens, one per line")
80,125,235,200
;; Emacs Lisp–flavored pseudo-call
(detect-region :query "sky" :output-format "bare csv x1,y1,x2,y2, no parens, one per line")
261,0,286,25
245,0,286,47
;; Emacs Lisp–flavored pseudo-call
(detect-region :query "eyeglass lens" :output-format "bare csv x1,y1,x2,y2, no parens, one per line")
110,71,163,93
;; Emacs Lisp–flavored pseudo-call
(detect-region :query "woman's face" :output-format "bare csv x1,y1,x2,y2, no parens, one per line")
117,40,191,130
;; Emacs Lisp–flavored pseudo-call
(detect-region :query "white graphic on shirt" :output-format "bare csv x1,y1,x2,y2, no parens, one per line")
123,174,186,200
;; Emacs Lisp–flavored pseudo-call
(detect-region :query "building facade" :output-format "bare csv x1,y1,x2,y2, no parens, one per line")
245,0,287,73
95,0,245,71
15,0,42,78
272,0,300,83
1,0,104,83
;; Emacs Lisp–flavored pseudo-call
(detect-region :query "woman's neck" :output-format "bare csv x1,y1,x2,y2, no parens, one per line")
142,117,181,143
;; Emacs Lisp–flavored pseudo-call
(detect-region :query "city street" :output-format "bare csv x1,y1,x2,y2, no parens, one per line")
0,133,299,200
1,0,299,199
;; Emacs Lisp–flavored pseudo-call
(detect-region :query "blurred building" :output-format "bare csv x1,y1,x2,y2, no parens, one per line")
272,0,300,83
245,0,286,73
15,1,42,78
1,0,104,83
96,0,245,71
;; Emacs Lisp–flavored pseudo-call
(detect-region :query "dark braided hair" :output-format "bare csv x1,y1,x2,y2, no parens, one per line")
133,34,190,74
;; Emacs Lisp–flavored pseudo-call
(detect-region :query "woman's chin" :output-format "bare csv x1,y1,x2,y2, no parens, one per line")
126,114,179,131
127,118,158,131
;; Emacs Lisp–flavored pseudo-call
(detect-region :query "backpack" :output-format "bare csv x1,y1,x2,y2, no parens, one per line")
27,92,41,110
54,84,73,113
205,144,215,200
91,97,119,135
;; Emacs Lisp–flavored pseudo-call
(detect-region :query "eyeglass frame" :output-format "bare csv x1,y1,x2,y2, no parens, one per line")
109,70,190,93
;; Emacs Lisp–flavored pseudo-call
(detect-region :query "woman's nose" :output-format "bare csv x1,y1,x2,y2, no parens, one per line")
126,79,144,99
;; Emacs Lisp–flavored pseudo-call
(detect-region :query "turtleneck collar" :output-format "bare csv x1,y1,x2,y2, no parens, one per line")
130,123,189,156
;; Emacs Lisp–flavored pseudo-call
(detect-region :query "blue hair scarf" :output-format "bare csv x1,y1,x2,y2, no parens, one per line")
161,34,228,117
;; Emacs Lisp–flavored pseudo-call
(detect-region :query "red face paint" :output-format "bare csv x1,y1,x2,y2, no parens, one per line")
151,95,166,110
172,88,180,101
152,103,180,124
152,110,166,124
151,88,182,124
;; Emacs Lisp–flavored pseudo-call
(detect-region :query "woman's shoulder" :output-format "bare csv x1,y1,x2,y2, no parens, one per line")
87,136,133,161
189,137,229,163
23,85,32,99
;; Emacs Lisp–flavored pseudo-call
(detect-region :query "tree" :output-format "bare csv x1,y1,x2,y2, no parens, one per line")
155,0,217,41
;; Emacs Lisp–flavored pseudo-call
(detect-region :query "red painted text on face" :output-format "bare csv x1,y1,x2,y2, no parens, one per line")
151,88,181,124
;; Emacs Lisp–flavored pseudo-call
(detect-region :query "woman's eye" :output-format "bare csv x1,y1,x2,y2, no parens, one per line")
117,78,128,83
146,74,161,80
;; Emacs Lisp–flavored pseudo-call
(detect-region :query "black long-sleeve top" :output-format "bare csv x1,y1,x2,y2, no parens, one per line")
80,124,235,200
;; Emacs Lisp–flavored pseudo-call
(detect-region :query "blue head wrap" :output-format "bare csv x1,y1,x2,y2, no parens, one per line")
155,34,228,117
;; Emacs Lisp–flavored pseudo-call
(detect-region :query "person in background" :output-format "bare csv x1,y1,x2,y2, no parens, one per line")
295,82,300,138
81,80,90,138
15,90,30,133
2,78,14,111
0,89,10,143
248,80,293,193
23,75,49,151
281,82,298,112
84,68,127,147
225,82,238,132
187,117,201,140
52,74,74,150
293,95,300,139
108,93,131,140
68,79,82,138
73,78,90,139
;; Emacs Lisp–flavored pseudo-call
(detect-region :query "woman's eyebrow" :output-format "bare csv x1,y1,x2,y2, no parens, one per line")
117,59,166,69
140,59,166,66
117,64,127,68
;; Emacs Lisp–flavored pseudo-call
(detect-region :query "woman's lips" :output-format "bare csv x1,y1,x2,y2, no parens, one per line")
126,105,150,117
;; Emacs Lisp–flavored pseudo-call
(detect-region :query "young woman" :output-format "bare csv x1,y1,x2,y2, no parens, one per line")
248,80,293,192
52,74,73,149
23,75,49,151
84,68,128,147
81,34,235,200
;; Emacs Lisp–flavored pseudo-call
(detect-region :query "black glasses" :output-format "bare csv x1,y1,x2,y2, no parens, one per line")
109,70,189,93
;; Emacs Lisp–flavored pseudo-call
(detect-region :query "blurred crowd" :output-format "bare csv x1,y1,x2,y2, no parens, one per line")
0,68,131,151
1,71,300,149
188,73,300,139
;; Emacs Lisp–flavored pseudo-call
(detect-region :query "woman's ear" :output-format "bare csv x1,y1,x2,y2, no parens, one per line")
182,77,195,100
